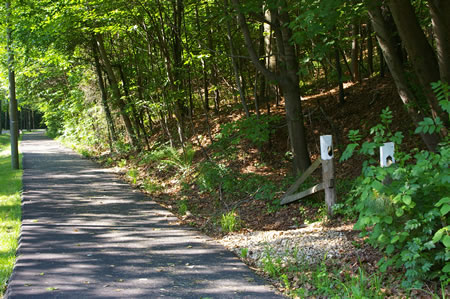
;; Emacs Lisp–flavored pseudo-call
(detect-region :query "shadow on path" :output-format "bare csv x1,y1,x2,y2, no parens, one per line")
6,132,283,298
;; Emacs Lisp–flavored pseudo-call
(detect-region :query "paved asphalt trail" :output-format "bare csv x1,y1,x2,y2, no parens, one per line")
6,132,283,298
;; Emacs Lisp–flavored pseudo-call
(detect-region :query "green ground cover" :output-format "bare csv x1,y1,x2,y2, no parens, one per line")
0,134,22,296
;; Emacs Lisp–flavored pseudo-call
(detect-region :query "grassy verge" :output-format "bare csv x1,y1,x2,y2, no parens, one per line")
0,134,22,296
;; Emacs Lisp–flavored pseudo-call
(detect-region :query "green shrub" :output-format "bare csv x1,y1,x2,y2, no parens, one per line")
197,162,235,193
213,114,282,158
341,105,450,288
127,169,139,185
143,179,162,193
196,161,280,212
240,247,249,258
140,144,195,174
177,200,188,216
220,211,241,233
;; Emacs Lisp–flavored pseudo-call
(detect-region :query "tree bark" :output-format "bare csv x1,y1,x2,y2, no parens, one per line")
95,34,137,147
92,38,117,144
366,1,440,151
6,0,19,169
367,22,374,76
387,0,444,122
428,0,450,83
351,21,360,82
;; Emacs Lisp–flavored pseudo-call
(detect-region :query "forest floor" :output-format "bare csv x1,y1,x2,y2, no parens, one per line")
85,75,446,297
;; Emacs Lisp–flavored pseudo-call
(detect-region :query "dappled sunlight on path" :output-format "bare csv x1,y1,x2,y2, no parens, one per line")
6,131,282,298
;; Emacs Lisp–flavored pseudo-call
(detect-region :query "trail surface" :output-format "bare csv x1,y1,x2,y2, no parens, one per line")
6,131,282,298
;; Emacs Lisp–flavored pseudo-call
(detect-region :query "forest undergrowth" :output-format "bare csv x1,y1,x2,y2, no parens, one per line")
61,76,449,298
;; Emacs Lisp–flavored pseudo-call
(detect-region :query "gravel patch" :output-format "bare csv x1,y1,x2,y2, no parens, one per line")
219,222,356,268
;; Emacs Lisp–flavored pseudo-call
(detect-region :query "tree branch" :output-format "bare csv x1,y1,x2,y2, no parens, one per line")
229,0,279,83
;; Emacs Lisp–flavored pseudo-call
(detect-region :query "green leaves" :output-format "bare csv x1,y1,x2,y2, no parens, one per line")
431,80,450,114
414,117,442,134
436,197,450,216
415,81,450,135
339,143,358,162
342,106,450,287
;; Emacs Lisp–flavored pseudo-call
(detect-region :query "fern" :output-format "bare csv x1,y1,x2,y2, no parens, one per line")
431,81,450,114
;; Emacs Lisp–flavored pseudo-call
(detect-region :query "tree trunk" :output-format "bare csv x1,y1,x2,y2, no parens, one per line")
225,5,250,117
92,38,117,143
95,34,137,147
0,99,2,135
231,0,311,173
5,111,8,130
118,64,146,147
387,0,445,123
172,0,186,149
428,0,450,83
32,110,35,130
27,109,31,131
367,22,374,76
378,45,385,77
275,6,311,173
6,0,19,169
335,48,345,104
351,21,360,82
366,1,440,151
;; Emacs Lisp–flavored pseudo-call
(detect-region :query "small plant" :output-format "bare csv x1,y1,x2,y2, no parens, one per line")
220,211,241,233
240,247,249,258
261,248,283,279
104,157,114,166
177,200,188,216
127,169,139,185
118,159,127,168
143,179,161,193
258,243,389,297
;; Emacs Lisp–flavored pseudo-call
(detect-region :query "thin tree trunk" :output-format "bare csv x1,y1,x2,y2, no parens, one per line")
387,0,446,123
118,64,145,147
428,0,450,83
378,45,385,77
92,38,117,143
28,109,32,131
335,48,345,104
5,111,8,130
231,0,311,172
95,34,137,147
225,5,250,117
6,0,19,169
134,51,151,149
367,22,374,76
0,100,2,135
340,47,353,81
351,21,360,82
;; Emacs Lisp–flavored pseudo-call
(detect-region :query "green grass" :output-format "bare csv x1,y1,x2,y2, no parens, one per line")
0,134,22,296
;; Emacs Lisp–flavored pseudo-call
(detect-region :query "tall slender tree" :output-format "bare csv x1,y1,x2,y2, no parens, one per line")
231,0,311,173
6,0,19,169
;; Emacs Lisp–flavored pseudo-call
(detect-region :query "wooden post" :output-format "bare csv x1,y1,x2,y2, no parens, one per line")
320,135,337,216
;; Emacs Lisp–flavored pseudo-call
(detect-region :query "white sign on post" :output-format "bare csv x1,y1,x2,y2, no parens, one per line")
320,135,333,160
380,142,395,167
